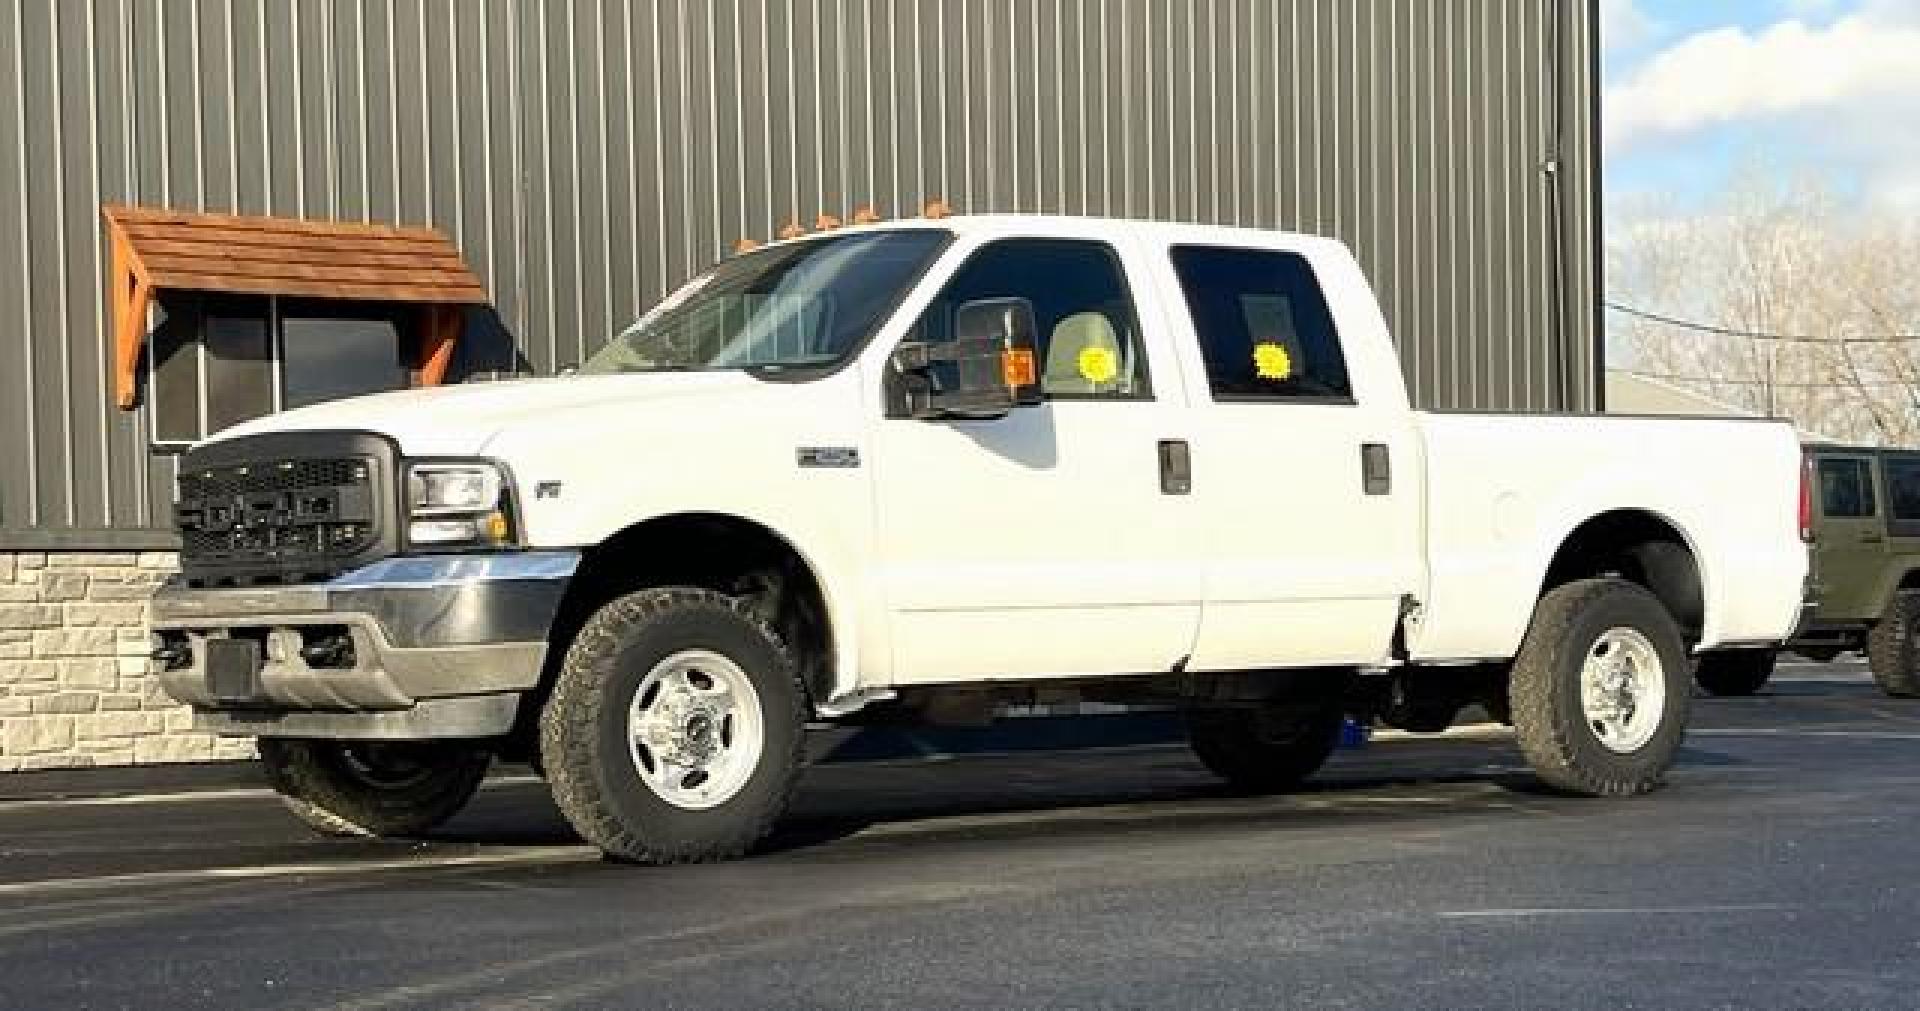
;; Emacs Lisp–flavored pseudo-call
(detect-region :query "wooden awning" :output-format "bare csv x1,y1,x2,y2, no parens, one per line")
102,205,490,408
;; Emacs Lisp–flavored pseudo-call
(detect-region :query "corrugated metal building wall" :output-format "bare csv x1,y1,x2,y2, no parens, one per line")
0,0,1598,548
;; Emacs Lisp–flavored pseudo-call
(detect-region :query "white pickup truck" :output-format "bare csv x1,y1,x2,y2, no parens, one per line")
152,214,1808,863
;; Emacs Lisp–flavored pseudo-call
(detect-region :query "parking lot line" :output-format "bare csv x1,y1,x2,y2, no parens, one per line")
0,846,593,898
1438,904,1795,919
1690,728,1920,741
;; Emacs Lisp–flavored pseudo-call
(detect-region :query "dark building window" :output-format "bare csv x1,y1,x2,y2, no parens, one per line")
148,294,413,445
279,300,408,410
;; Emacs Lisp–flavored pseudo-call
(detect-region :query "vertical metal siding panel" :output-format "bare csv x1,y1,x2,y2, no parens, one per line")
600,0,639,329
423,0,459,241
451,3,492,312
511,1,547,371
1528,0,1552,409
96,0,147,528
0,3,31,529
566,0,608,359
358,1,398,222
227,1,266,214
680,0,717,285
329,2,367,222
20,1,69,525
1570,0,1599,410
58,2,108,527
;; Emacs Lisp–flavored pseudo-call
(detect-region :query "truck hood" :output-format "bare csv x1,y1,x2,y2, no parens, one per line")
207,372,765,457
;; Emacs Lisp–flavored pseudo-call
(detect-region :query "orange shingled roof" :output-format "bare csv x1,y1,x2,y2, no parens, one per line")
102,204,490,408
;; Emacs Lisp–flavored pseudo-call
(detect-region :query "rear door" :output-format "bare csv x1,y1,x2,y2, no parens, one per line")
1149,242,1422,669
1812,453,1885,622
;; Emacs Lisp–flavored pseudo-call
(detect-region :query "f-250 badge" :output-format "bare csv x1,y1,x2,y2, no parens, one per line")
796,447,860,469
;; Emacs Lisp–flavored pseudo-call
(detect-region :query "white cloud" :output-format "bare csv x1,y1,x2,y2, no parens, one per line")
1606,11,1920,149
1599,0,1662,52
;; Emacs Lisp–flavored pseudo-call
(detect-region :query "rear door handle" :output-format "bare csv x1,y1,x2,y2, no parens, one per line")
1158,439,1191,495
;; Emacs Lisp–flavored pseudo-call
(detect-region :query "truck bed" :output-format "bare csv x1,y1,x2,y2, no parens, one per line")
1408,411,1807,661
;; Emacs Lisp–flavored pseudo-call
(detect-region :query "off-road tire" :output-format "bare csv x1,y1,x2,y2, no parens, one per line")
1187,703,1343,793
539,587,807,864
1509,578,1691,796
258,738,492,838
1694,648,1776,697
1868,591,1920,698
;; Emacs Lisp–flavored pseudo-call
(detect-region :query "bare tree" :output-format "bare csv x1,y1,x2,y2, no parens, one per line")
1607,170,1920,445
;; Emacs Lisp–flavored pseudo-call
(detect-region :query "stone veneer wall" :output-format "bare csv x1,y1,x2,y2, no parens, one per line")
0,551,254,771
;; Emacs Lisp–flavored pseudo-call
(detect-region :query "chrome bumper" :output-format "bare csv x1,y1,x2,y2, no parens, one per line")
150,551,578,738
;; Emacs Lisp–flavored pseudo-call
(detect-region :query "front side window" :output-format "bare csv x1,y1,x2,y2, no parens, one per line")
1818,458,1876,519
1170,245,1352,401
909,238,1150,399
582,229,949,376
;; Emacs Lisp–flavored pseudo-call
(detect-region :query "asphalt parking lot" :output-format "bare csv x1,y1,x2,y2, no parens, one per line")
2,658,1917,1010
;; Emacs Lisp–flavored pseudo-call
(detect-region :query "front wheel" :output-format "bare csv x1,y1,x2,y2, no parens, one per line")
1508,578,1691,796
1187,703,1343,793
1694,648,1777,697
258,738,492,838
539,587,807,864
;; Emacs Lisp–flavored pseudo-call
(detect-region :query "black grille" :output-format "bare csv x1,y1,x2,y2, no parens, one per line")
176,455,382,587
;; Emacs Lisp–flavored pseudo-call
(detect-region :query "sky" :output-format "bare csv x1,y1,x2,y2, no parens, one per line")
1602,0,1920,214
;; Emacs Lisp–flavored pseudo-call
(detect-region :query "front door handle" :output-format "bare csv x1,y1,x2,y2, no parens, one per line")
1361,443,1392,495
1158,439,1191,495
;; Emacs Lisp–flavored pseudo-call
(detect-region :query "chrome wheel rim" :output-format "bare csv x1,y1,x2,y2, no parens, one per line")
626,649,764,810
1580,627,1666,754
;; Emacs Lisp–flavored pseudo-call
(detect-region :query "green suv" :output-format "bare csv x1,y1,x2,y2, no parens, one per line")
1789,444,1920,698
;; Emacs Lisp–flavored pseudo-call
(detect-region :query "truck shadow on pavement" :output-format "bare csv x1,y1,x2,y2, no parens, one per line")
428,735,1732,860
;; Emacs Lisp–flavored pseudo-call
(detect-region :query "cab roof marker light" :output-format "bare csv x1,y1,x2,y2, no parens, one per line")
815,212,842,231
851,205,882,224
922,199,951,219
734,237,762,253
777,221,806,240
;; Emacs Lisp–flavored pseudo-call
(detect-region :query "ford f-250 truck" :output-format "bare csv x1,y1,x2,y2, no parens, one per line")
151,214,1809,863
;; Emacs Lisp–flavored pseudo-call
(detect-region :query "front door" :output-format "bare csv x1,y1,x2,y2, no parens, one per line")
871,237,1203,683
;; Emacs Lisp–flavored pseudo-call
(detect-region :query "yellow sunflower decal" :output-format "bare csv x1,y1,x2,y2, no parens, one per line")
1077,345,1119,384
1253,342,1294,381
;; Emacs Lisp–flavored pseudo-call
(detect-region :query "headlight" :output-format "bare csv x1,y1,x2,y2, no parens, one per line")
404,461,516,548
409,465,504,515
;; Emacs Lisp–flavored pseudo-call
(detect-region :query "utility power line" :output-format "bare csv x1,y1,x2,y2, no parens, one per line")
1604,300,1920,345
1614,366,1918,390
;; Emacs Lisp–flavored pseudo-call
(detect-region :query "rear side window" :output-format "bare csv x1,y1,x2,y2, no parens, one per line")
1818,458,1876,518
1169,245,1352,401
1883,456,1920,522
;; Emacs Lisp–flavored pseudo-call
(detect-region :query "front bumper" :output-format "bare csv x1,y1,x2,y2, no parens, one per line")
151,551,578,739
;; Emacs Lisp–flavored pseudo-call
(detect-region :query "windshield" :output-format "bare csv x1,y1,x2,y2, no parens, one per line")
580,229,950,375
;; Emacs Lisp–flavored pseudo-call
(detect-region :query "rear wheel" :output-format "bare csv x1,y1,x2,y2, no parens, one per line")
258,738,492,838
1694,648,1776,697
1868,591,1920,698
1509,578,1691,796
1187,702,1343,793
